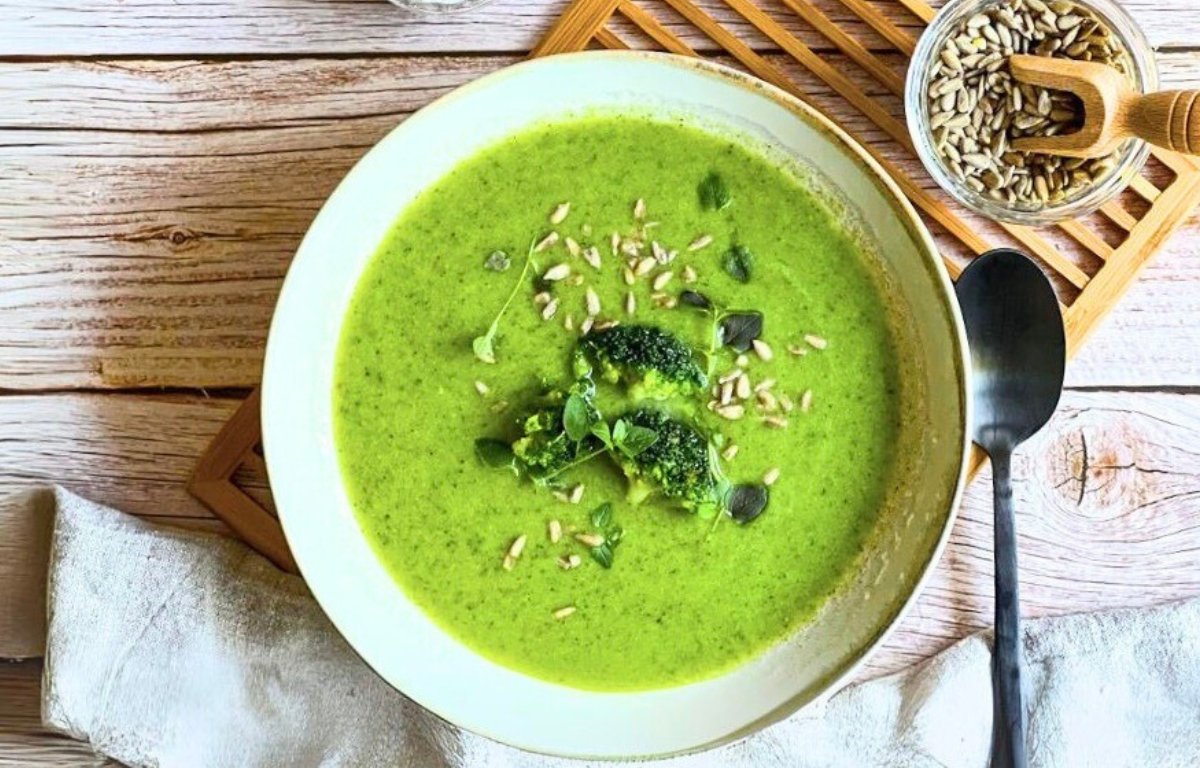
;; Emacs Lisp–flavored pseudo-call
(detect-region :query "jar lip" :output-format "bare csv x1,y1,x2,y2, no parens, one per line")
905,0,1158,225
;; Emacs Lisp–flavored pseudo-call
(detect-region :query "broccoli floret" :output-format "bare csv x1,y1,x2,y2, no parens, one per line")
613,408,723,514
512,424,578,481
575,325,707,400
510,384,601,483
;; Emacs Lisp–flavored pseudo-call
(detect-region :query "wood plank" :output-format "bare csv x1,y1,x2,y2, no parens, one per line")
0,394,242,521
2,54,1200,390
0,391,243,657
0,57,498,389
863,389,1200,678
0,0,1196,56
2,389,1199,664
0,660,116,766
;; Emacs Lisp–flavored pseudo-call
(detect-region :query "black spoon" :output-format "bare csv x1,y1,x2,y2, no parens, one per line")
956,249,1066,768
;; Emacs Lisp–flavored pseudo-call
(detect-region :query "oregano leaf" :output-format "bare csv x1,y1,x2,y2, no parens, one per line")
562,393,591,442
679,290,713,310
590,543,614,569
718,311,764,353
474,438,517,474
728,484,769,523
722,244,754,283
698,171,732,211
590,502,613,529
617,425,658,459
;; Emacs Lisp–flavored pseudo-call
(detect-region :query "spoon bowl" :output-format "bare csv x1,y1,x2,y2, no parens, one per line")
956,248,1066,768
958,249,1066,452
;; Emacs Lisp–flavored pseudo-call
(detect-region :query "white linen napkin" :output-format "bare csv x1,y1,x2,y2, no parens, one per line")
36,486,1200,767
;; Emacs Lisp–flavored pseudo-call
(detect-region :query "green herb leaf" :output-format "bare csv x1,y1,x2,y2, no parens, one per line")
617,425,658,459
727,484,769,523
612,418,628,445
590,543,614,569
698,171,732,211
474,438,517,474
607,525,624,545
722,244,755,283
718,311,764,353
471,334,497,364
590,502,614,529
484,250,511,272
562,393,592,442
590,419,613,448
679,290,713,310
472,241,536,364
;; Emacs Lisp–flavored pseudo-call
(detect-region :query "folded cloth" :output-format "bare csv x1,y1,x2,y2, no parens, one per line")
38,487,1200,768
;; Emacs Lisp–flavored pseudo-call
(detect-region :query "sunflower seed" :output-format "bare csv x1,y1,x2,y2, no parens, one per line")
543,263,571,282
756,389,779,411
535,232,560,252
735,373,752,400
716,404,745,420
508,534,527,559
804,334,828,350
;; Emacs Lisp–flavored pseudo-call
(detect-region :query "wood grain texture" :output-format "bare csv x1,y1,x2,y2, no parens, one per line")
0,393,243,521
862,389,1200,678
0,0,1196,56
3,54,1200,390
0,661,115,767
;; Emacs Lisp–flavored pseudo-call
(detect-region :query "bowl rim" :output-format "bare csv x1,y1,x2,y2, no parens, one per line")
262,49,973,759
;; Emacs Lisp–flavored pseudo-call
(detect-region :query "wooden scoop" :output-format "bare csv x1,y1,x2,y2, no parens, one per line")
1009,54,1200,157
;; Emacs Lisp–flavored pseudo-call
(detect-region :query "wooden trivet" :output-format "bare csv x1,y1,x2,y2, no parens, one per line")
191,0,1200,572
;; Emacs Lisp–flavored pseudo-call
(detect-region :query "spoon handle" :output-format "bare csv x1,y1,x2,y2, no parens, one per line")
991,449,1027,768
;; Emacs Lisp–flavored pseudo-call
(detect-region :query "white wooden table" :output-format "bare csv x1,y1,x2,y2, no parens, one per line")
1,1,1199,763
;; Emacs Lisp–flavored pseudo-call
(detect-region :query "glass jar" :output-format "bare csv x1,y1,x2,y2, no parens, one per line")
385,0,496,14
905,0,1157,225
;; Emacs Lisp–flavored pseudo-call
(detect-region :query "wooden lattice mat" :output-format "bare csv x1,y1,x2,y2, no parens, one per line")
191,0,1200,572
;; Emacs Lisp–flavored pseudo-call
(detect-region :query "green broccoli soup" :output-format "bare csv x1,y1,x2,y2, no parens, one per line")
334,115,923,691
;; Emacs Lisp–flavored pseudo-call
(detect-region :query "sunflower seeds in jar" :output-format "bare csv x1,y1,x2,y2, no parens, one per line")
924,0,1134,210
